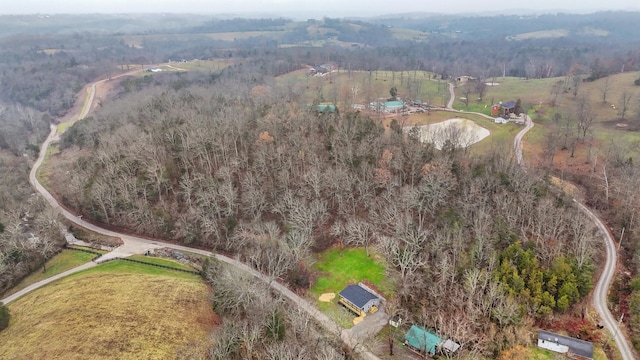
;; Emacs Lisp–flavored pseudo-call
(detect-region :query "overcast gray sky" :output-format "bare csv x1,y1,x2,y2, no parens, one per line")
1,0,638,16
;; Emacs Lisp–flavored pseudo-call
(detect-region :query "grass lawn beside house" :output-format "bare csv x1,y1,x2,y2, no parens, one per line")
310,247,392,299
310,247,394,329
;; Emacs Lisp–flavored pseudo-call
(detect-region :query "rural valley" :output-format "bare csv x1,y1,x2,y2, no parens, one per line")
1,6,640,360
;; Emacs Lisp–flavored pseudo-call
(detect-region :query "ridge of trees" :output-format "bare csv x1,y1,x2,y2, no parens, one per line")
202,260,347,359
0,101,64,296
44,63,603,356
373,11,640,42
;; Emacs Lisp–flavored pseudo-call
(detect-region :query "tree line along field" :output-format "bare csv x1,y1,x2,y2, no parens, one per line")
277,69,448,108
120,32,285,48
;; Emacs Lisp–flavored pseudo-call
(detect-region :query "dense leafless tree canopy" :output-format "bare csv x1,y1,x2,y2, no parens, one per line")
40,65,603,356
3,12,640,356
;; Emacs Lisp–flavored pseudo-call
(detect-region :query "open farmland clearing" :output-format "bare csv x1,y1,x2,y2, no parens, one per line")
0,262,213,360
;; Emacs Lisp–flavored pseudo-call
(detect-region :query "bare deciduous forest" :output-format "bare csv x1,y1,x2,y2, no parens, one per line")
1,12,640,359
49,69,598,357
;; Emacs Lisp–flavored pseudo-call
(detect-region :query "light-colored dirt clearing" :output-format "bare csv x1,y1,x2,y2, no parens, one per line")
405,118,490,150
319,292,336,302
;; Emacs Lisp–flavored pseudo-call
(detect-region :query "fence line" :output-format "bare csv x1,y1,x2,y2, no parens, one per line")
96,257,201,275
66,245,201,274
65,246,103,262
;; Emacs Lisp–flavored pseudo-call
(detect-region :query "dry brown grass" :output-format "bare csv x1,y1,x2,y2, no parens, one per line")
318,292,336,302
0,269,215,359
549,175,580,197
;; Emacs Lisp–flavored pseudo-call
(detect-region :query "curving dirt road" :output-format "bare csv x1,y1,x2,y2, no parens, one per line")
514,114,533,168
8,69,381,359
447,82,455,109
574,203,635,360
512,108,635,360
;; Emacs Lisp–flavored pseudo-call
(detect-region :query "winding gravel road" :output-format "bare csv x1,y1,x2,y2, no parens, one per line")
3,69,380,360
511,105,636,360
574,203,635,360
447,82,455,109
513,114,533,167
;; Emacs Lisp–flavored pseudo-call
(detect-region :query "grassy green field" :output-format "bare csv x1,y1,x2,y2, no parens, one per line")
57,86,91,135
390,27,430,41
476,72,640,123
39,49,65,55
578,27,610,37
0,261,213,360
507,27,609,41
310,247,393,329
523,346,567,359
166,59,234,72
515,72,640,164
496,344,608,360
446,73,640,165
565,71,640,120
472,117,520,154
279,36,363,48
76,259,199,280
1,249,96,297
310,247,393,298
277,69,447,109
453,77,560,114
56,120,74,134
508,29,570,41
530,344,608,360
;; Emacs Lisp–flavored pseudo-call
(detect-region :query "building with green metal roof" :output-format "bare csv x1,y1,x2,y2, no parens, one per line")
316,104,336,113
404,325,441,355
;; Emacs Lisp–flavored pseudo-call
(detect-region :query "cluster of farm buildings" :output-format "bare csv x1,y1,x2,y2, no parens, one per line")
308,64,336,77
337,283,461,357
336,283,594,359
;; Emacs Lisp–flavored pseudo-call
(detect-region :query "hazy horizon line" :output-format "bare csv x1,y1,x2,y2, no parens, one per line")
2,7,640,19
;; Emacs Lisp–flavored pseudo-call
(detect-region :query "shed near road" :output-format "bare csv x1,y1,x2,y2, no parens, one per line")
537,330,593,360
338,283,381,316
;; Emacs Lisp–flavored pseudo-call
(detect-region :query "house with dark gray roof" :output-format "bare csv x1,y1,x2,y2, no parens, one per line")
537,330,593,360
338,283,381,316
491,100,517,117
